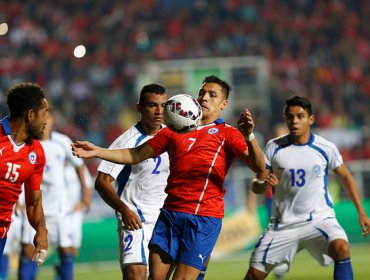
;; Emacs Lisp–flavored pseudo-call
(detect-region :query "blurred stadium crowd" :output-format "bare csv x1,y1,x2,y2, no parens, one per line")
1,0,369,173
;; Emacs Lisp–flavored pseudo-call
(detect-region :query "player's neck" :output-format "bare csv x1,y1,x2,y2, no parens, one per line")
8,119,28,145
140,122,160,136
41,131,51,141
201,114,220,125
289,132,311,145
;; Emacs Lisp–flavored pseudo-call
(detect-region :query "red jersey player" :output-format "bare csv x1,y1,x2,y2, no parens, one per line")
71,75,265,280
0,83,48,265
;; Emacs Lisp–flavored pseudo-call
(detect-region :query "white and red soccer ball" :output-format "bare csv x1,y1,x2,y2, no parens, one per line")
163,94,202,133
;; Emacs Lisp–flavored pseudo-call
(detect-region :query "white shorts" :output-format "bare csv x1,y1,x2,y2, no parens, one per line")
21,213,74,248
68,210,83,248
118,218,156,271
250,217,348,274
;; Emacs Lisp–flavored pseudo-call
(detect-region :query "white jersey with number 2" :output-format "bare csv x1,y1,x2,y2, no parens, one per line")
98,123,169,223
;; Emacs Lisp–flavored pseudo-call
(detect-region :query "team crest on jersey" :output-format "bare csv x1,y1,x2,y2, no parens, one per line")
28,151,37,164
207,128,219,134
312,165,321,176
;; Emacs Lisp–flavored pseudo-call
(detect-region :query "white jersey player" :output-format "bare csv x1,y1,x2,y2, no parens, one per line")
21,131,85,245
95,84,169,280
98,124,169,221
245,96,370,280
64,163,93,250
19,111,89,280
264,133,340,227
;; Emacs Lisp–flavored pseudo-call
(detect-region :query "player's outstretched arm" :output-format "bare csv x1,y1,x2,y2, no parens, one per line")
335,164,370,237
24,189,48,266
71,141,156,165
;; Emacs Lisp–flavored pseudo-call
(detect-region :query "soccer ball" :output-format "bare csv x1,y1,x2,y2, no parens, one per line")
163,94,202,133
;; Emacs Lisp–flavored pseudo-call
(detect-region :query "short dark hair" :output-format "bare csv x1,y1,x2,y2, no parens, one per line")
7,82,46,118
138,83,166,105
284,96,313,116
202,75,231,99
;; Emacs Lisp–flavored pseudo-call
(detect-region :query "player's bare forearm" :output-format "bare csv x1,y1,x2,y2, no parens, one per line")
72,141,155,165
72,140,136,164
245,138,265,173
95,172,142,230
343,179,370,237
25,190,48,263
25,190,47,231
336,164,370,236
95,172,126,213
27,206,47,235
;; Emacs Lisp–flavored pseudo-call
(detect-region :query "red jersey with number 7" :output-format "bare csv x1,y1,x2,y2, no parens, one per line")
0,117,46,237
146,118,247,218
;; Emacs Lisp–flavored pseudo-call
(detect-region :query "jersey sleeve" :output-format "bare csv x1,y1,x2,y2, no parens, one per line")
24,142,46,191
326,141,343,170
225,126,248,159
98,131,135,179
146,127,171,157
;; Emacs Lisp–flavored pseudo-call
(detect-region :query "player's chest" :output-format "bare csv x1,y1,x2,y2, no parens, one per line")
133,153,169,175
170,128,226,154
272,147,327,186
0,140,39,183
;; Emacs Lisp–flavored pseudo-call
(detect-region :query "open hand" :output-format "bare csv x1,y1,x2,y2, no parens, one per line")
71,141,98,159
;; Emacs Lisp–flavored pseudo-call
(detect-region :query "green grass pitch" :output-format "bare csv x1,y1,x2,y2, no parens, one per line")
8,244,369,280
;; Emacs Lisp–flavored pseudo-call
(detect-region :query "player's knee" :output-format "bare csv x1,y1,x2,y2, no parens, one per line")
123,264,147,280
244,267,266,280
328,239,350,259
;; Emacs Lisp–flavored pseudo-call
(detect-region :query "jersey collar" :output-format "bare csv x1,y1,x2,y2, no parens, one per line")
288,133,315,146
198,118,225,130
135,122,166,136
135,122,146,136
214,118,225,124
0,116,11,135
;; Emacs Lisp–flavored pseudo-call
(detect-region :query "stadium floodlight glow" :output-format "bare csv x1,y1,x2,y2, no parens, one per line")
73,45,86,58
0,23,9,36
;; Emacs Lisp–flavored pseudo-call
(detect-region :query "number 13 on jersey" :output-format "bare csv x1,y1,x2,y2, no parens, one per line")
289,168,305,187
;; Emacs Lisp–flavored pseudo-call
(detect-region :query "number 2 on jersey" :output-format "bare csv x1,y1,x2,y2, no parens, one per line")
289,168,305,187
124,234,133,252
151,156,162,174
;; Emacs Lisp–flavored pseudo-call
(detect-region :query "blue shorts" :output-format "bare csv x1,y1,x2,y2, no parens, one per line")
0,237,7,260
149,208,222,270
